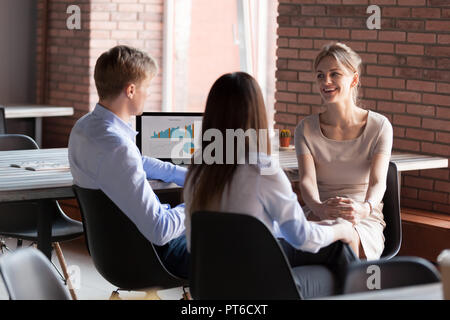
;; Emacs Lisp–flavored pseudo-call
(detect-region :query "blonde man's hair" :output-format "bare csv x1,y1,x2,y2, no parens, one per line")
314,42,362,105
94,45,158,100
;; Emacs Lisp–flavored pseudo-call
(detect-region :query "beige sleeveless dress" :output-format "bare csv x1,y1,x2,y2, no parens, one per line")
294,110,393,260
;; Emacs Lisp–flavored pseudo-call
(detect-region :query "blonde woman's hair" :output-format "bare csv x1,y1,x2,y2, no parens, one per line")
314,42,362,105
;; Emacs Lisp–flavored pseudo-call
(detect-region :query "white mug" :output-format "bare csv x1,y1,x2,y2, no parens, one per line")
437,249,450,300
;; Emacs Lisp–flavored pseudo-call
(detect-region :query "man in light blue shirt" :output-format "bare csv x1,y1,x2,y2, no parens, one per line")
69,45,189,278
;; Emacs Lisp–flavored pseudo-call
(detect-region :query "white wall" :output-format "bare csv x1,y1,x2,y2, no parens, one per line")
0,0,37,105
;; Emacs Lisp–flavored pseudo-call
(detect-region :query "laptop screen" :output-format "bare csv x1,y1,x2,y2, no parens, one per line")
136,112,203,164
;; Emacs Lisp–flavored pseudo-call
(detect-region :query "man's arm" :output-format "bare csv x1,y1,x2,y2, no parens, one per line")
97,145,186,245
142,156,187,186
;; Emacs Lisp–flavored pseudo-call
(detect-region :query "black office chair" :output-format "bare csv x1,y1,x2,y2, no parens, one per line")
190,211,341,300
73,185,188,298
0,107,6,134
0,134,83,300
343,256,441,294
380,162,402,259
0,247,71,300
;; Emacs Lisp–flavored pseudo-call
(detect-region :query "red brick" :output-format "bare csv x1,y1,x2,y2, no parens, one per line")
324,29,350,39
378,54,407,65
289,39,313,49
435,181,450,194
316,17,340,27
382,7,411,17
393,91,422,103
301,5,326,15
377,101,406,113
275,91,297,103
278,27,299,37
423,93,450,107
406,80,436,92
379,31,406,42
364,88,392,100
287,82,311,93
276,70,297,81
395,67,423,79
378,78,405,89
418,190,448,204
406,104,435,116
420,169,449,181
407,33,436,44
274,112,297,125
393,127,405,138
298,94,322,105
275,102,287,112
396,44,424,55
437,83,450,94
426,21,450,32
398,0,426,5
437,107,450,119
433,204,450,214
393,114,421,127
436,132,450,144
367,42,394,53
404,176,434,190
394,138,421,152
402,198,433,211
287,60,312,71
278,4,300,16
351,30,377,40
411,8,441,19
407,56,436,68
300,28,324,38
291,17,315,27
287,104,311,114
277,48,298,59
437,35,450,45
405,128,435,142
423,69,450,82
401,187,418,199
397,20,425,31
366,65,393,77
423,119,450,132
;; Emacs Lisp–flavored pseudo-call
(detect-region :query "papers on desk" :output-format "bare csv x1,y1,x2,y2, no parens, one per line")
10,161,70,172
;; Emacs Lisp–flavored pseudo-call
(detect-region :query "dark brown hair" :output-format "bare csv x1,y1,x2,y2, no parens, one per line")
94,45,157,100
185,72,270,215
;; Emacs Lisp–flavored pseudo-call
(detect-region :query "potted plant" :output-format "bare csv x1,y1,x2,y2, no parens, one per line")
280,129,291,148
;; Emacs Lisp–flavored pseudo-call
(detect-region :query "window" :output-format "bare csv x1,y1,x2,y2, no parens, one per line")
161,0,277,126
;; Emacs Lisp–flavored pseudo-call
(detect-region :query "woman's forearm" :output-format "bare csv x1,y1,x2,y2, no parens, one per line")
299,178,322,214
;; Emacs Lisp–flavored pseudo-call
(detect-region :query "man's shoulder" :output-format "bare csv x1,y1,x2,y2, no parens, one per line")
71,113,127,151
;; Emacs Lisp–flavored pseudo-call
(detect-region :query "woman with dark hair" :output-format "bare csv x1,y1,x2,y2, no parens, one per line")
183,72,358,298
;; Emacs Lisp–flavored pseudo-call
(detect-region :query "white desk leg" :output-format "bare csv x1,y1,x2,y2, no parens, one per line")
35,117,42,147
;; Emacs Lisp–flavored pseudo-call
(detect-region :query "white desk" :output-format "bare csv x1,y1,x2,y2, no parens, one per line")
4,105,74,147
279,149,449,173
0,148,180,259
317,282,443,300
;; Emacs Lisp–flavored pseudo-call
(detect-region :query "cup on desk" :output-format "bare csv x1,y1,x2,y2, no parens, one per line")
437,249,450,300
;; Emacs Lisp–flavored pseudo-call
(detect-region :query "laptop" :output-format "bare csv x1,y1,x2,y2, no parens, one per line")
136,112,203,164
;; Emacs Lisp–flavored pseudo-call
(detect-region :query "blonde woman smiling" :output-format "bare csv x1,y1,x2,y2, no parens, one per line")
295,42,393,260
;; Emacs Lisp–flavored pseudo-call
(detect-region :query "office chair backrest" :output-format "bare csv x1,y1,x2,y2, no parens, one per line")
0,247,71,300
0,134,49,231
0,107,6,134
343,256,441,294
73,185,186,290
190,211,302,300
0,133,38,151
381,162,402,259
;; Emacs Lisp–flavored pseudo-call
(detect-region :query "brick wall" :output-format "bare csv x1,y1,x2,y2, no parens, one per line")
36,0,164,218
275,0,450,215
36,0,164,149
